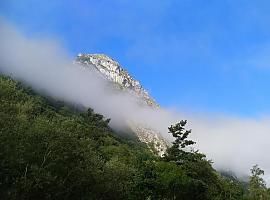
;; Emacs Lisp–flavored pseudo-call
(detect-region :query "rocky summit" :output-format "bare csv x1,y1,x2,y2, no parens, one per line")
75,53,168,156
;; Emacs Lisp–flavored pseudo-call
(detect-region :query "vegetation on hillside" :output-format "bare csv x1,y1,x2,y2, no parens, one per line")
0,75,269,199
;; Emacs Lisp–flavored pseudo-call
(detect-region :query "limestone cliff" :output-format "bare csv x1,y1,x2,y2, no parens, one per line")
76,53,168,155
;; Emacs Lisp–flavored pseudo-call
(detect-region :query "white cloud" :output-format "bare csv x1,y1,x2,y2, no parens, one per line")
1,19,270,183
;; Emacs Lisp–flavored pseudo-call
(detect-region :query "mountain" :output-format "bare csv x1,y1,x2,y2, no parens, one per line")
76,54,157,107
0,74,247,199
75,53,168,156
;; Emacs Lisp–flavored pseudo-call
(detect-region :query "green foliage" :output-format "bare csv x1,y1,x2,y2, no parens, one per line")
0,75,251,199
163,120,248,200
164,120,203,164
0,75,147,199
247,165,270,200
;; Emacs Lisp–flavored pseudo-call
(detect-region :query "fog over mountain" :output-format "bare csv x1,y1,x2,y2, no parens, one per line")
1,19,270,183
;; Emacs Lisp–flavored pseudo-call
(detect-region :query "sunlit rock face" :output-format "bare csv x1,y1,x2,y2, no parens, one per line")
76,53,168,156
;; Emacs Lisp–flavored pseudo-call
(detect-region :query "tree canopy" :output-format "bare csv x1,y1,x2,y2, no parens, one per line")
0,75,266,200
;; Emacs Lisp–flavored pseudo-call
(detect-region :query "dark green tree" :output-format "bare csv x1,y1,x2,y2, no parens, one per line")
248,165,269,200
164,120,205,164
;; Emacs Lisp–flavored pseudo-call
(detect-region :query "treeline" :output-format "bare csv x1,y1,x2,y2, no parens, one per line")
0,75,268,199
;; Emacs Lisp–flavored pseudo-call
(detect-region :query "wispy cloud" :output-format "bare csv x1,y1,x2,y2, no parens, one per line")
2,18,270,183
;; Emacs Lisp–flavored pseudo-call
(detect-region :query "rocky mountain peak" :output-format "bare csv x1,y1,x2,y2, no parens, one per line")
75,53,168,156
76,53,158,107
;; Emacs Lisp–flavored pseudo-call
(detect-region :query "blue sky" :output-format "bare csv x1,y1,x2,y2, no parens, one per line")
2,0,270,116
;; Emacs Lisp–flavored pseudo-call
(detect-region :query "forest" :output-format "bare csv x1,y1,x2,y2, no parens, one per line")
0,74,269,200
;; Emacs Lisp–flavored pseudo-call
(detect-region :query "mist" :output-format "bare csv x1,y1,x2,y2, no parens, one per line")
1,19,270,182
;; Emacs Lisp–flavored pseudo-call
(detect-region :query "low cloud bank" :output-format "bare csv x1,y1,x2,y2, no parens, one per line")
1,19,270,182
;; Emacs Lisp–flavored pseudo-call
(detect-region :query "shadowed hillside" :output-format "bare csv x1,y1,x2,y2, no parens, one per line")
1,75,266,200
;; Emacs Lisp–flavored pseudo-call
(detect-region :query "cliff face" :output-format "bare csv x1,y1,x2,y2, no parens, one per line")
75,53,168,155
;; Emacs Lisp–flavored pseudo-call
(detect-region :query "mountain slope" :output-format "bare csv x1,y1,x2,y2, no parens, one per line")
75,53,168,155
0,75,247,200
0,75,152,199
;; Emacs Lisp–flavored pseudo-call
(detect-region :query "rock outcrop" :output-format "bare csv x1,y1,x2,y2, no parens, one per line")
76,53,168,156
